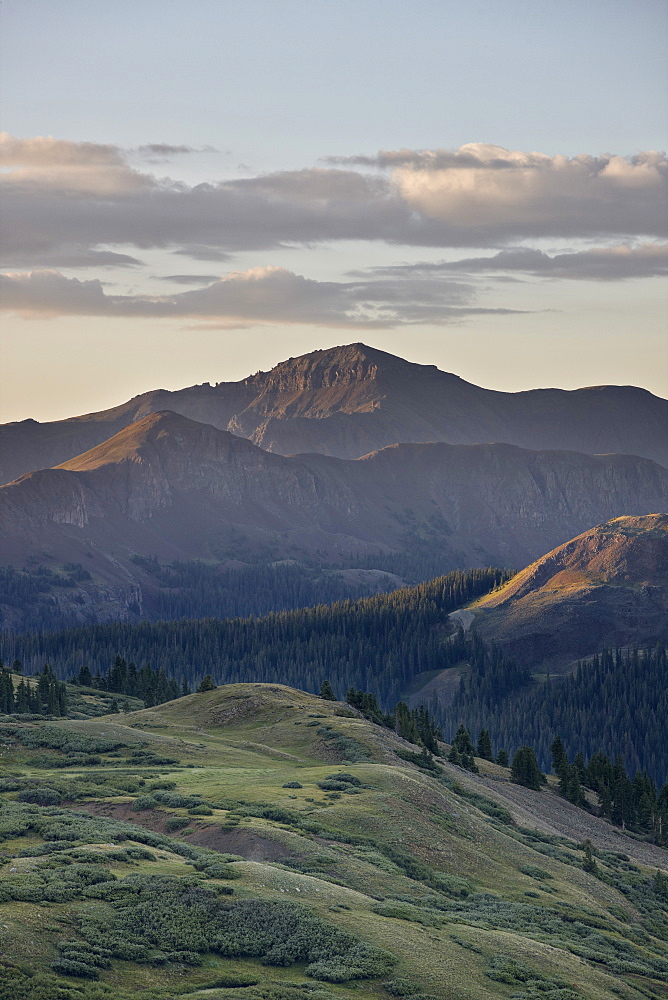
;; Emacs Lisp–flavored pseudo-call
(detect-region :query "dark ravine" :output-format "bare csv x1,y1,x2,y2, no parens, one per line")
2,342,667,483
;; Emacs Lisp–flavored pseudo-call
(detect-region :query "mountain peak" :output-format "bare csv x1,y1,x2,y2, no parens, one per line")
247,343,431,391
56,410,251,473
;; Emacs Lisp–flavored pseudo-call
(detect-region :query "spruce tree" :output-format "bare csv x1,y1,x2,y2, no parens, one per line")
319,680,336,701
511,746,543,790
550,735,569,781
582,839,598,875
477,728,493,760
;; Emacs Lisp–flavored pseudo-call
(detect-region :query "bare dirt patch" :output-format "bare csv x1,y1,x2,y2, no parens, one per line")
74,802,298,862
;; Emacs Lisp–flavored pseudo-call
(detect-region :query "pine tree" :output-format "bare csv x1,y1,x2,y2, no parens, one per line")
564,766,585,806
15,679,29,713
511,746,543,790
496,749,509,768
319,680,336,701
582,839,598,875
78,665,92,687
477,728,493,760
550,735,569,781
197,675,216,692
654,869,668,902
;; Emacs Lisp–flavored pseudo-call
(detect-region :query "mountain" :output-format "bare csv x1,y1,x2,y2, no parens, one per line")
471,513,668,669
1,410,666,627
2,342,667,484
1,682,667,1000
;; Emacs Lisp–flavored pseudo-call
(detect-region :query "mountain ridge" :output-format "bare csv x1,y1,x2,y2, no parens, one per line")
471,513,668,668
2,342,666,483
1,409,667,628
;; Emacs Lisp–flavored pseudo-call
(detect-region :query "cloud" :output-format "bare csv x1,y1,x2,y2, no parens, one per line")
358,243,668,281
3,246,143,269
2,136,666,272
134,143,219,163
156,274,220,284
0,267,524,328
135,144,216,157
0,133,150,196
386,146,667,238
171,246,232,262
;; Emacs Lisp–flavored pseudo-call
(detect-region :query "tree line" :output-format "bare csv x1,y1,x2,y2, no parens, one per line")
2,567,508,708
0,662,68,716
445,644,667,783
3,569,666,781
335,680,668,847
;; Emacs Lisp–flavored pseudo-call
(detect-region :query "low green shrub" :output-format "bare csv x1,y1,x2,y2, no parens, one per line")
166,816,190,831
131,795,157,811
325,772,362,785
17,788,61,806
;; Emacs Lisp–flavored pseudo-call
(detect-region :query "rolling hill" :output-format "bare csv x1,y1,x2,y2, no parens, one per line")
1,682,667,1000
2,342,667,484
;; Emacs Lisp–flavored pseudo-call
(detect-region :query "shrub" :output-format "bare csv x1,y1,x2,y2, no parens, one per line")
282,781,302,789
131,796,157,812
325,772,362,786
201,973,260,987
519,864,553,880
17,788,61,806
51,958,99,979
166,816,190,831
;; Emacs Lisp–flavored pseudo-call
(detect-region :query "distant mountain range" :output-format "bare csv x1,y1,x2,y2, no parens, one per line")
1,409,666,628
1,343,666,630
471,513,668,669
3,342,667,484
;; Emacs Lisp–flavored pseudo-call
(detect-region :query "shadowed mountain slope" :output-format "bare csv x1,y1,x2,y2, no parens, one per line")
2,342,667,483
472,513,668,668
1,411,667,627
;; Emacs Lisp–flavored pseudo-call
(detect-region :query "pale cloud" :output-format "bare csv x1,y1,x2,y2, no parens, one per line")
358,243,668,282
157,274,220,284
2,136,666,273
388,147,666,237
0,133,150,196
0,267,523,328
135,143,217,157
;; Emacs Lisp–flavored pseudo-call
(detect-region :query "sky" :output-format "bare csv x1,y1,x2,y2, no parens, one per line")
1,0,667,423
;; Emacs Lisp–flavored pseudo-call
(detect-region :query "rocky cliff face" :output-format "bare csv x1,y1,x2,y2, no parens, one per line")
3,343,667,484
1,412,666,627
473,514,668,668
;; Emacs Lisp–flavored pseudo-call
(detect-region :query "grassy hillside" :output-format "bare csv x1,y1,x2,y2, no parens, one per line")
1,683,667,1000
